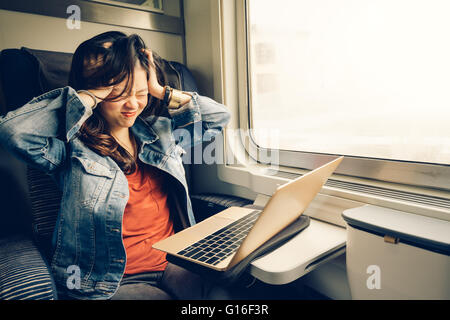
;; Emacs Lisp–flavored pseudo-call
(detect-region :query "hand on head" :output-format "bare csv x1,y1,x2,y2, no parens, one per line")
141,48,165,100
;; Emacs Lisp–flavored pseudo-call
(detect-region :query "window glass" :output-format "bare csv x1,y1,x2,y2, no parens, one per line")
247,0,450,165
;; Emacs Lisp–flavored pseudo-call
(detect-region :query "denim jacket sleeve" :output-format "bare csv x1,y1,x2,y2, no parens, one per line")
168,92,231,150
0,86,92,173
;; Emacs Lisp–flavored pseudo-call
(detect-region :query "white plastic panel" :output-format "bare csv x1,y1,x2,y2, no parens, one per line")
249,218,346,285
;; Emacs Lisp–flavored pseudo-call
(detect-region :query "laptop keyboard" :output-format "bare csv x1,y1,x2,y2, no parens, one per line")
176,210,261,266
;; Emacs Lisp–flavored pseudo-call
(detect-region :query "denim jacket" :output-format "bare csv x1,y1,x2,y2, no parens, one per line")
0,86,230,299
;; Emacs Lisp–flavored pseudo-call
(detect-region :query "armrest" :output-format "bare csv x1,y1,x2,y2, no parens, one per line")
0,235,57,300
249,218,347,285
191,193,253,222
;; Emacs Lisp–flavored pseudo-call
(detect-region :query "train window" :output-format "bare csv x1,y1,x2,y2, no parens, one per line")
244,0,450,187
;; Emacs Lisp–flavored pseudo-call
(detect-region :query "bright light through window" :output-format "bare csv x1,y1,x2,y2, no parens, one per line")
248,0,450,165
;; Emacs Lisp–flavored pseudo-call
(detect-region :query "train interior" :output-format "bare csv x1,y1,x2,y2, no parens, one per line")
0,0,449,301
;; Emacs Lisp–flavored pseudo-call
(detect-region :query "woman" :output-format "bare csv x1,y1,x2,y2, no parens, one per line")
0,31,231,300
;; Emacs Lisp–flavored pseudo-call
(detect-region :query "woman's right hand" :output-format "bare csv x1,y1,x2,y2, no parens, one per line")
77,86,114,109
89,87,114,102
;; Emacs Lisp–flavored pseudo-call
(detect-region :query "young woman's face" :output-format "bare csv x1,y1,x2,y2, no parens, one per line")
99,64,149,131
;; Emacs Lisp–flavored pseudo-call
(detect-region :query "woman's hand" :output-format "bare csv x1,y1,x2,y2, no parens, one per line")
141,48,192,108
89,86,114,102
78,86,113,109
141,48,165,100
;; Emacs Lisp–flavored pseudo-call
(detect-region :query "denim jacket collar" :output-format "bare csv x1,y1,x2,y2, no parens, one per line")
131,116,159,145
65,91,93,142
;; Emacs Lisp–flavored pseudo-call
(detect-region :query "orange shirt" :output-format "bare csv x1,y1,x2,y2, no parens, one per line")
122,161,174,275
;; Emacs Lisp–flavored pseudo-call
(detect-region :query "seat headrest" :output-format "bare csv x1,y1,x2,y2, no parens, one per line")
0,47,73,114
22,47,73,92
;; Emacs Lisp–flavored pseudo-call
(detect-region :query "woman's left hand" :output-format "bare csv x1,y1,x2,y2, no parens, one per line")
141,48,165,100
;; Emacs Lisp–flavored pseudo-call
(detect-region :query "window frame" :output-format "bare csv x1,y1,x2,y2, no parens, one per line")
236,0,450,191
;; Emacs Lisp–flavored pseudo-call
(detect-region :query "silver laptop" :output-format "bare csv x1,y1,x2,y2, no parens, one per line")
153,156,344,271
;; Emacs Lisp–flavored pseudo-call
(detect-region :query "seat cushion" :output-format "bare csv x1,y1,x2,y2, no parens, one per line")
0,235,56,300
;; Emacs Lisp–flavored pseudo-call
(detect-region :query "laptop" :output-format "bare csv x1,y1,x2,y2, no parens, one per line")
153,156,344,271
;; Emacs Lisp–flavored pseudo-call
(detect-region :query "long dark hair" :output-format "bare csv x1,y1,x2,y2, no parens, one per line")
68,31,165,174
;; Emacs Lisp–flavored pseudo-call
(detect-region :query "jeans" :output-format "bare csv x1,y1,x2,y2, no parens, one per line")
110,263,230,300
